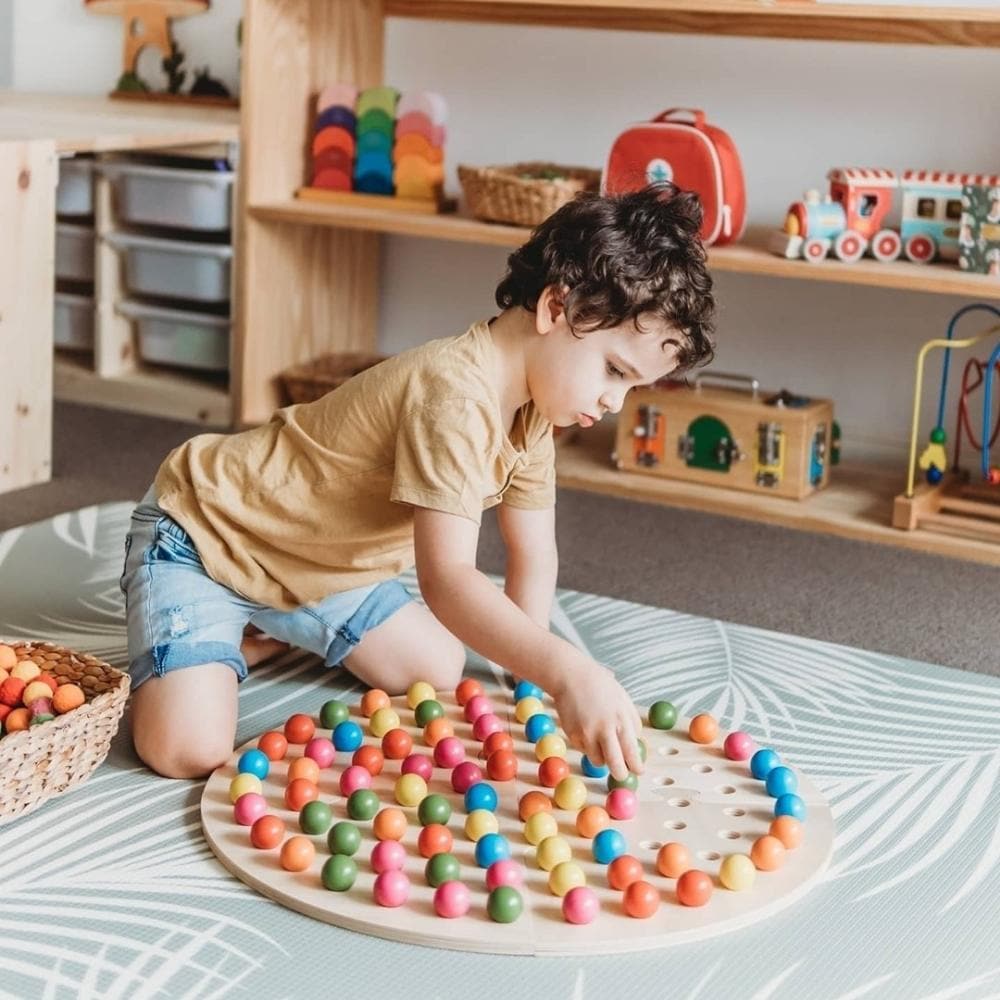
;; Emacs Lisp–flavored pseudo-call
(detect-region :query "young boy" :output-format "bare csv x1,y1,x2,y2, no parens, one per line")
120,183,715,782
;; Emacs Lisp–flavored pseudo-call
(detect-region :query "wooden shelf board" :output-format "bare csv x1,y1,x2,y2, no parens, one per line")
54,356,231,427
0,92,239,153
555,419,1000,566
248,200,1000,299
386,0,1000,46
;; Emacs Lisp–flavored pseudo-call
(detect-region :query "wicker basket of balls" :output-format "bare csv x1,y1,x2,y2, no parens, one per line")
0,640,130,825
458,162,602,227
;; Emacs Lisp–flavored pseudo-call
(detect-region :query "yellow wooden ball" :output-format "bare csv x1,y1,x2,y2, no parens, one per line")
554,776,587,811
515,696,545,724
523,810,559,846
465,808,500,842
369,706,400,738
548,860,586,897
536,835,572,872
535,733,567,762
11,659,40,683
229,773,262,803
22,680,53,705
407,681,436,710
719,853,756,891
394,772,427,807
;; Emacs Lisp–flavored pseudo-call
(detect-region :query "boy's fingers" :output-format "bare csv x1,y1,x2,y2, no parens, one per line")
601,727,628,782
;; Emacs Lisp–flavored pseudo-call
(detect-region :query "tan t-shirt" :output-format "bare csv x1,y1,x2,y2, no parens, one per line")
154,320,555,609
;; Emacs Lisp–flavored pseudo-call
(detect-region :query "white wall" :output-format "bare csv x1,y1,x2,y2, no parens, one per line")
0,4,12,86
12,3,999,460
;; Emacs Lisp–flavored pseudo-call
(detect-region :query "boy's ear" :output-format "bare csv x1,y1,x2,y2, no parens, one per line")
535,285,568,335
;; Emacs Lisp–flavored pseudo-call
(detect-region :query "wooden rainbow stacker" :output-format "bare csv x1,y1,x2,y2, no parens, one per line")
614,373,836,501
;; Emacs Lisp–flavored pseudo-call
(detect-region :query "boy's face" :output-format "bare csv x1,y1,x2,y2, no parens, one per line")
527,291,682,428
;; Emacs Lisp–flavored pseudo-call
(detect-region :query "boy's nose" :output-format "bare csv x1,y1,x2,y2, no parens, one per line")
600,390,626,415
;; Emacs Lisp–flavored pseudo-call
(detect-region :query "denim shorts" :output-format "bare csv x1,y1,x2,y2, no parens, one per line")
120,491,415,690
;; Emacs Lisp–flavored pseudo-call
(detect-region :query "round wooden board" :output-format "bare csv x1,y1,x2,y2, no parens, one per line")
201,689,834,955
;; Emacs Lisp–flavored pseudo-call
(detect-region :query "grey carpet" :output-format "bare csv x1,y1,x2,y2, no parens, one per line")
0,401,995,676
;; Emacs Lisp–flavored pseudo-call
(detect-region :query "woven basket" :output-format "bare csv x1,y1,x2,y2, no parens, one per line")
0,641,130,826
280,352,389,405
458,162,602,227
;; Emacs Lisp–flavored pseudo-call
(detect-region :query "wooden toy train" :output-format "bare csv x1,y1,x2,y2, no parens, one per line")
769,167,1000,265
614,373,838,500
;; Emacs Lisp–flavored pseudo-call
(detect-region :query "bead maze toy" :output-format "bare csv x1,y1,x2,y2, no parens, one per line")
297,84,453,215
892,304,1000,539
613,372,837,500
768,167,1000,265
201,677,834,954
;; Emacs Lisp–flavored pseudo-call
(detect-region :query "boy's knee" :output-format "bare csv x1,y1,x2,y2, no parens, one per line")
134,728,232,779
408,631,466,694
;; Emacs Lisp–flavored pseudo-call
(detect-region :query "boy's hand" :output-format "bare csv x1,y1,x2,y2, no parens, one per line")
550,658,644,782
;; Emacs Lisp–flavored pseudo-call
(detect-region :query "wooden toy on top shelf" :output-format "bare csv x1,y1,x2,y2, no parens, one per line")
768,167,1000,266
84,0,237,106
613,373,837,501
298,84,451,215
893,304,1000,540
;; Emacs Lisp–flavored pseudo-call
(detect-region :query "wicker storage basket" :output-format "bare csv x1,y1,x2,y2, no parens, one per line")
280,352,389,405
458,162,602,227
0,641,130,825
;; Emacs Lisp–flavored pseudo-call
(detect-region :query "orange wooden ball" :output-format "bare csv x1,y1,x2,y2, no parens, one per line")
287,757,321,784
538,756,570,788
51,683,85,714
607,853,644,890
280,835,316,872
656,841,692,879
455,678,483,706
575,804,610,839
487,749,518,782
382,727,414,760
257,730,288,761
676,869,713,907
250,814,285,850
623,879,660,918
688,713,718,745
373,807,408,841
4,706,29,732
483,730,514,758
353,744,385,777
360,688,391,718
284,777,319,811
283,713,316,744
770,815,803,850
418,823,454,858
751,834,787,871
423,716,454,747
518,790,552,822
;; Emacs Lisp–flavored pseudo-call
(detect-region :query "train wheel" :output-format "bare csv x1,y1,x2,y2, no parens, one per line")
905,233,936,264
871,229,902,262
834,231,866,263
802,237,830,264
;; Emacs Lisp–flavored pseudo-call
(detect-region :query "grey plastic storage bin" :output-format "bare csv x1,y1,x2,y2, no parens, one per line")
101,162,234,231
56,158,95,217
105,232,232,302
117,300,229,373
55,223,96,282
54,293,95,351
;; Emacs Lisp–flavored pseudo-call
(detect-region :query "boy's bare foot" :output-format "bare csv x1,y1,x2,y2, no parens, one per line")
240,625,289,667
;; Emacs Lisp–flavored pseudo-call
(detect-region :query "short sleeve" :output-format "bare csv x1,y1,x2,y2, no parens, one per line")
391,397,496,524
502,427,556,510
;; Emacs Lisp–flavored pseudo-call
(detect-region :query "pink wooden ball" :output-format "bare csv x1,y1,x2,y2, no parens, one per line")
401,753,434,782
373,869,410,907
724,731,755,761
606,788,638,821
473,712,504,742
450,760,483,793
434,880,472,918
433,735,466,769
562,886,599,924
339,764,373,797
233,792,267,826
464,694,493,723
304,737,336,768
486,858,524,890
370,839,406,874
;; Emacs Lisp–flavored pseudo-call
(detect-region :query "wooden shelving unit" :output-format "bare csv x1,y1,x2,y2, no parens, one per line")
236,0,1000,560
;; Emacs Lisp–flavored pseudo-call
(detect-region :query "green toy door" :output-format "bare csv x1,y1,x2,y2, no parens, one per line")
684,415,735,472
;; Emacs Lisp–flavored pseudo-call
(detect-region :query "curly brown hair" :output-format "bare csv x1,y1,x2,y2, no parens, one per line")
495,183,715,372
